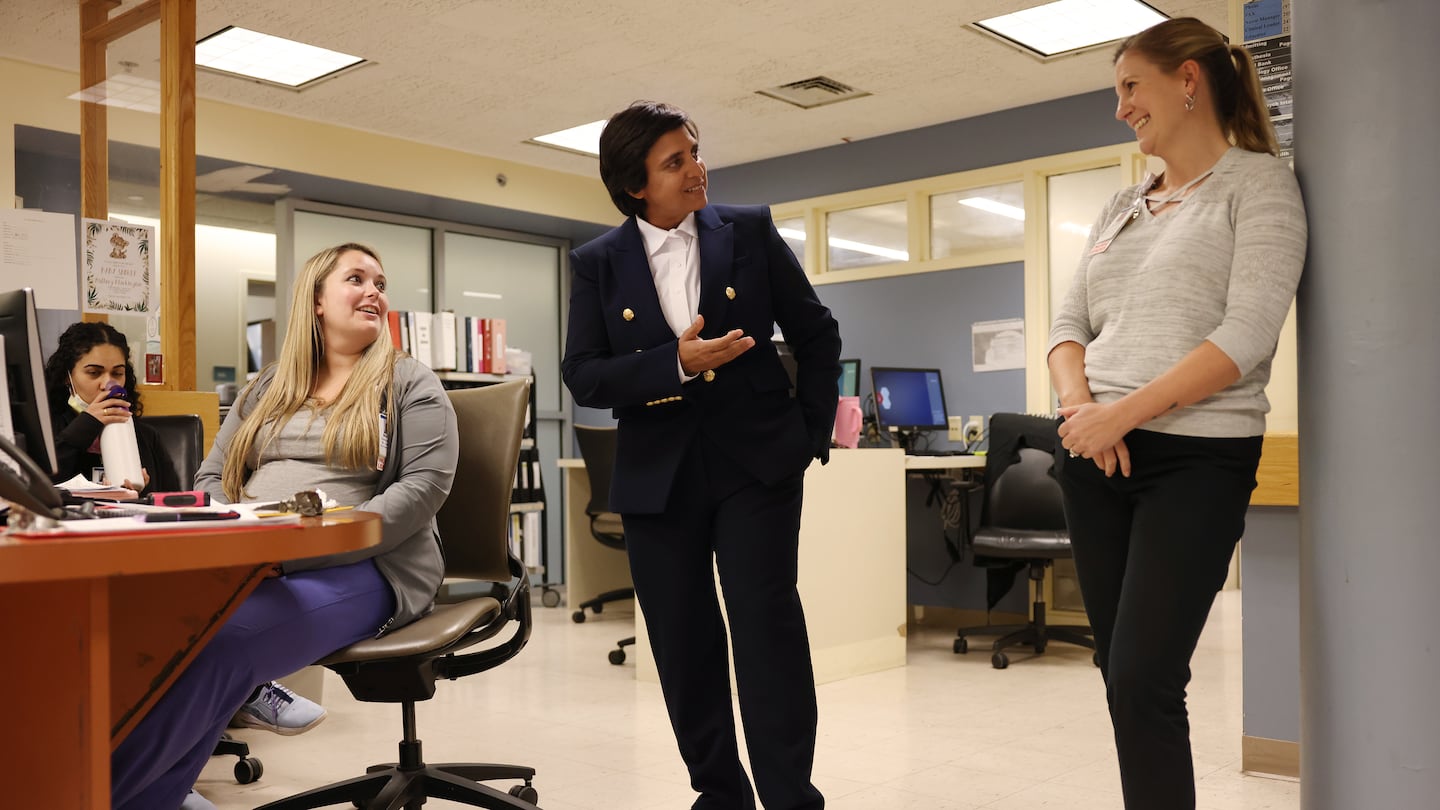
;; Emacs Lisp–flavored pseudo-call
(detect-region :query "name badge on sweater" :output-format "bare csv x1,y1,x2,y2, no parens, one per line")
1088,205,1141,256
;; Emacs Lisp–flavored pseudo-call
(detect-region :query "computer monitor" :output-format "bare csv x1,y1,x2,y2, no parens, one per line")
870,367,948,446
838,358,860,398
0,288,59,474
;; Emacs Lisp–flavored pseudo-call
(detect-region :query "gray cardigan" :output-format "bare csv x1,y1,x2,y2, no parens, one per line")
196,355,458,634
1048,147,1307,438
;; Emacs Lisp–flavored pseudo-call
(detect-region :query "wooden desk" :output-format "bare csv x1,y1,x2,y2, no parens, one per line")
0,513,381,810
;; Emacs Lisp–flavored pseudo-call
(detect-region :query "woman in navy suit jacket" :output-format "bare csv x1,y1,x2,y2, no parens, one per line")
563,101,840,810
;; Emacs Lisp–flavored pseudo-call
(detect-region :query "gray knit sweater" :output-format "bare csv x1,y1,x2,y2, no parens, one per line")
1048,147,1307,438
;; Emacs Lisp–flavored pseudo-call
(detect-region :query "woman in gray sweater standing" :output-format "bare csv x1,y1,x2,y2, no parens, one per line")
111,243,458,810
1048,17,1306,809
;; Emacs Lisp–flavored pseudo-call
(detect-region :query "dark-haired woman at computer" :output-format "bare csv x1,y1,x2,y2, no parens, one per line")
43,320,179,496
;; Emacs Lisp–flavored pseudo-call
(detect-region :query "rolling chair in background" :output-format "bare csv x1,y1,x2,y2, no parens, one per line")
144,414,204,492
571,425,636,666
257,380,542,809
953,412,1094,669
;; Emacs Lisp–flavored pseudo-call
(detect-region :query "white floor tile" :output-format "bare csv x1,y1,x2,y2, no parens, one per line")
191,589,1293,810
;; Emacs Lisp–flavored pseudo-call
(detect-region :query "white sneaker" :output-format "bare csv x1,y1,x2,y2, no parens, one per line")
229,681,327,736
179,789,217,810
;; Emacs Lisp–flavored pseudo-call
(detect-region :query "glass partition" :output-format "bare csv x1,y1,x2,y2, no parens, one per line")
930,182,1025,259
826,201,908,271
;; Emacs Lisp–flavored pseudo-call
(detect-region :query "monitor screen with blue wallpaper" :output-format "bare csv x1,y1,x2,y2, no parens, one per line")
870,367,948,431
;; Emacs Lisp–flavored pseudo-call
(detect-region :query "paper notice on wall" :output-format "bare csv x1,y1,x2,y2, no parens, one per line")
82,218,155,314
972,318,1025,372
0,209,79,309
0,335,15,476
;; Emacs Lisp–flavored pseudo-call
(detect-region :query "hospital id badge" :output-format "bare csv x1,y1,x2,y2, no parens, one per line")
1088,205,1140,255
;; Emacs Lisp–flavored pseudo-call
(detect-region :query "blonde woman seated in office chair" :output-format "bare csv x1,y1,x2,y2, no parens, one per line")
110,243,458,810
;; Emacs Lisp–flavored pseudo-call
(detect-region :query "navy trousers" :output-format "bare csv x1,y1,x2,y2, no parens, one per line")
111,560,394,810
1058,429,1262,810
622,436,824,810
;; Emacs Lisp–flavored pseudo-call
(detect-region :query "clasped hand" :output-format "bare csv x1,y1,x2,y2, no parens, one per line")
678,315,754,376
1057,401,1133,478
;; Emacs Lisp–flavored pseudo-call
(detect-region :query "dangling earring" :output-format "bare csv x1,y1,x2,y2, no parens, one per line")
1184,93,1196,112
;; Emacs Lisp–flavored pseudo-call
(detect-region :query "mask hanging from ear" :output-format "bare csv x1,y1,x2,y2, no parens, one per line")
67,375,89,414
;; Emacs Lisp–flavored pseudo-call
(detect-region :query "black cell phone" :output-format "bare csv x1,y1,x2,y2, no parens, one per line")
143,510,241,523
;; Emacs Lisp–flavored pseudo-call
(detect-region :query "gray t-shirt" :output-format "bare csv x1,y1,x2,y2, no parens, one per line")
1048,147,1307,438
242,404,379,508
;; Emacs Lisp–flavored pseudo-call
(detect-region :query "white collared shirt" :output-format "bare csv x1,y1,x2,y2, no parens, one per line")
636,212,700,381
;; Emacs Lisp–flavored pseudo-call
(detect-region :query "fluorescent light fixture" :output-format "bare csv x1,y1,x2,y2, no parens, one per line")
780,228,908,262
462,291,503,300
973,0,1167,59
959,197,1026,221
528,120,607,157
196,26,365,88
68,74,162,113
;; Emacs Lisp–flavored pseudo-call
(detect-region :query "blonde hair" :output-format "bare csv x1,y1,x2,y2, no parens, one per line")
1116,17,1278,156
222,243,397,501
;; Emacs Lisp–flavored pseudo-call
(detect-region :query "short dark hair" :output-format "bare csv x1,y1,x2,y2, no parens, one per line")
598,101,699,219
44,321,144,417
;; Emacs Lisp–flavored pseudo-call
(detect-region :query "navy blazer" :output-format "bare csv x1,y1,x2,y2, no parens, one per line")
563,204,842,514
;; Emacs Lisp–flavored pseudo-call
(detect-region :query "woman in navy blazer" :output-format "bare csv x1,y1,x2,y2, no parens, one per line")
563,101,840,810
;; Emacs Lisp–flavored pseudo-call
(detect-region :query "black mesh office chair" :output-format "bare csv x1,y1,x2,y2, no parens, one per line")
571,425,636,666
256,380,540,809
953,413,1095,669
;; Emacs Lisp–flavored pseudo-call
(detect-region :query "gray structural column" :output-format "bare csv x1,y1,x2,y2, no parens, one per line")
1294,1,1440,808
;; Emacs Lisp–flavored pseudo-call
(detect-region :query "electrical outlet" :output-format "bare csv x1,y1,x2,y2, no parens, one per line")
947,416,964,442
964,415,985,444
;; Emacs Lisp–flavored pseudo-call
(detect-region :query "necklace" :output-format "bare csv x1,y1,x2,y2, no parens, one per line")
1144,170,1213,211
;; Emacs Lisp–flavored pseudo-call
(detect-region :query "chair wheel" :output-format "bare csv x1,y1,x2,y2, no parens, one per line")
1034,643,1046,655
508,783,540,803
609,648,627,665
592,603,603,614
541,588,561,608
234,756,263,784
572,610,586,623
953,638,968,654
991,652,1009,669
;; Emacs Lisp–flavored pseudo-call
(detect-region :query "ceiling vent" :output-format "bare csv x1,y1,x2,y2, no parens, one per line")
757,76,870,109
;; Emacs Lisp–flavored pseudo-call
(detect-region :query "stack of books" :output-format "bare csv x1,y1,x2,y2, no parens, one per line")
386,311,507,374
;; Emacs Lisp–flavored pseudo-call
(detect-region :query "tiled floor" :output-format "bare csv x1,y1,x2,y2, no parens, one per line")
198,589,1298,809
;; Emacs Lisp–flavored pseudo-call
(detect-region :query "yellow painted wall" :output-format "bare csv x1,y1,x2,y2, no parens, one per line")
1,57,618,227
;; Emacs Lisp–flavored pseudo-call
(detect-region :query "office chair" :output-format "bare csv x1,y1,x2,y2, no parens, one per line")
953,413,1094,669
256,379,541,809
571,425,636,666
144,414,205,489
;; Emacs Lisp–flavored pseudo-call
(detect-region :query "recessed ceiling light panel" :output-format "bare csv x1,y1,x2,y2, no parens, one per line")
196,26,366,89
973,0,1168,59
527,120,608,157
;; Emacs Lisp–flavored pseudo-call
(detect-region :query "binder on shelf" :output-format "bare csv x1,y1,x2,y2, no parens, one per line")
434,311,457,371
386,311,403,350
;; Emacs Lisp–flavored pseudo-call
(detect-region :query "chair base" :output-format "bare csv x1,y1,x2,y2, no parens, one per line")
954,601,1094,669
608,635,636,665
572,587,634,623
255,761,539,810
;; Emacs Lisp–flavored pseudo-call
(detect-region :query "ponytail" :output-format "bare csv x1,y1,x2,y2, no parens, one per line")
1226,44,1279,155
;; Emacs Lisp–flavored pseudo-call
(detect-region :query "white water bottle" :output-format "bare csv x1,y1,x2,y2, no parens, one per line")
100,383,144,489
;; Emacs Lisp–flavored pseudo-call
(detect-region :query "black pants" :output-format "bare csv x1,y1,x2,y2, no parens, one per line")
622,436,824,810
1057,429,1262,810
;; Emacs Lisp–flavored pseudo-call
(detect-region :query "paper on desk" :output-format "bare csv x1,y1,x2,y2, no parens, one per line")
7,509,301,537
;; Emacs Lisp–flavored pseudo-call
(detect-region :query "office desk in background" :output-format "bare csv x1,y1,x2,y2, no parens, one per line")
0,512,381,810
560,449,979,685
